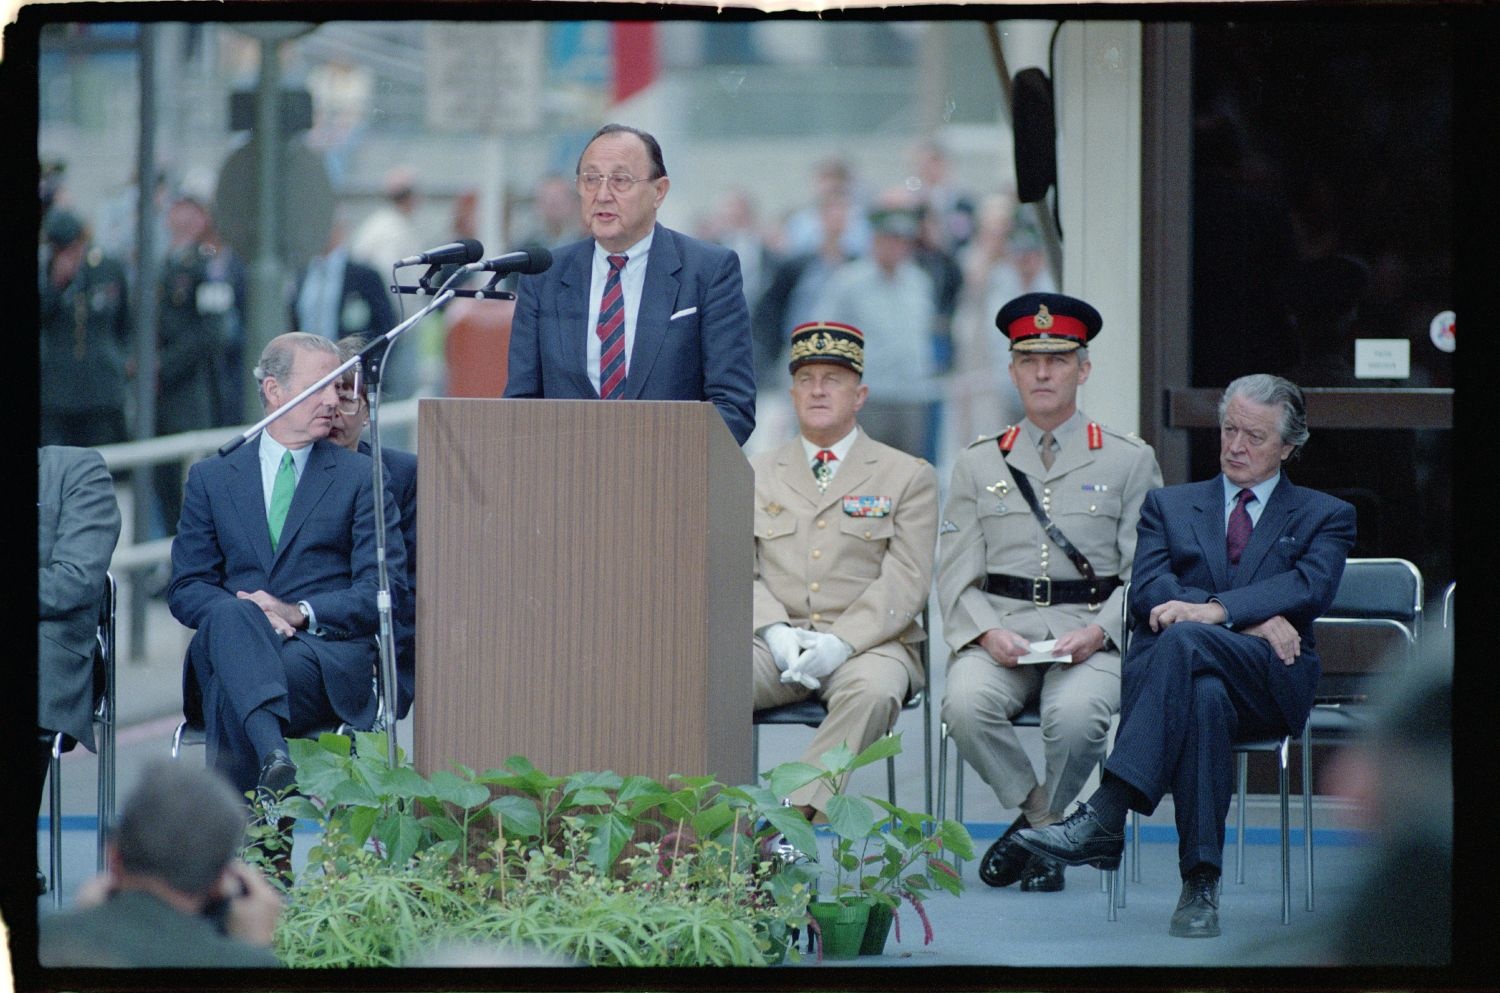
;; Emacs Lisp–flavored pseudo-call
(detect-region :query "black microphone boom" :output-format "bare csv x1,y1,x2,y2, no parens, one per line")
395,239,485,267
462,247,553,276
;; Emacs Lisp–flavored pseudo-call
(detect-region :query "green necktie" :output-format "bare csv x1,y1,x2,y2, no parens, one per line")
267,451,296,551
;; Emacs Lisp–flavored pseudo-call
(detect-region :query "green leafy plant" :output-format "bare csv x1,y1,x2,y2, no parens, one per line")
762,733,974,947
253,732,817,967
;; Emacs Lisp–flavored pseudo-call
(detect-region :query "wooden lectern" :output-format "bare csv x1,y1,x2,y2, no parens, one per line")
414,398,752,786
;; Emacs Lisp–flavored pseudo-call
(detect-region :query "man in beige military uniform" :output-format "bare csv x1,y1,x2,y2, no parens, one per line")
938,292,1161,891
753,320,939,818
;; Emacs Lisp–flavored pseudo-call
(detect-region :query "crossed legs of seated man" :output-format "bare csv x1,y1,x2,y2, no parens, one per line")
1014,623,1317,937
187,596,375,802
752,636,915,818
943,647,1116,892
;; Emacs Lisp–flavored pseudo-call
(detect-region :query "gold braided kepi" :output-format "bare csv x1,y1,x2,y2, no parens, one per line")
788,320,864,376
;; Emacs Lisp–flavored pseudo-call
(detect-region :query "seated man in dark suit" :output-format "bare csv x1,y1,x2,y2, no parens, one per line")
329,336,418,719
1015,374,1356,940
168,332,407,799
39,760,282,967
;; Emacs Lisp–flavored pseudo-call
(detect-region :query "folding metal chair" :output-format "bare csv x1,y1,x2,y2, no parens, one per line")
44,573,116,908
1300,557,1422,910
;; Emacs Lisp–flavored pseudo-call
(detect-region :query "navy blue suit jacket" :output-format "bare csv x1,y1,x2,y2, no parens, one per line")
503,224,757,445
360,439,417,718
168,437,407,726
1127,474,1356,682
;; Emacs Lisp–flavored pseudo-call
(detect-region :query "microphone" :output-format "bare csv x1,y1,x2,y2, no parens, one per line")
395,239,484,267
461,247,553,276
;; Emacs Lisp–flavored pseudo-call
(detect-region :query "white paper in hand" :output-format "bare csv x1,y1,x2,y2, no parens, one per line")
1017,639,1071,665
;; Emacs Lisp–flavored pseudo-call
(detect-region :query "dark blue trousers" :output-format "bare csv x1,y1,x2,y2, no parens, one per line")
184,598,365,795
1103,622,1318,877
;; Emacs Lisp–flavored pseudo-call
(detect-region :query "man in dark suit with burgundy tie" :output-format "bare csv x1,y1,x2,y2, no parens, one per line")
503,123,757,445
168,332,406,800
1014,374,1356,940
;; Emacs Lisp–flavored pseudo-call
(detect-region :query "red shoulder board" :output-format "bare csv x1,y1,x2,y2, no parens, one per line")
998,425,1021,452
1087,422,1103,450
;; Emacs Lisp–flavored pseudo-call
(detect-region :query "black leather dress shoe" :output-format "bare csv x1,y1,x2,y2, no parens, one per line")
978,815,1032,887
1168,866,1221,938
1019,852,1065,892
1012,801,1124,870
256,748,297,801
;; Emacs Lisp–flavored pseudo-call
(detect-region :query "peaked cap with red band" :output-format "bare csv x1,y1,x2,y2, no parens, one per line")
788,320,865,376
995,291,1103,353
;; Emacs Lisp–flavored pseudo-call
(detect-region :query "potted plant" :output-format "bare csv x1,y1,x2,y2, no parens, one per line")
853,797,973,954
762,734,972,960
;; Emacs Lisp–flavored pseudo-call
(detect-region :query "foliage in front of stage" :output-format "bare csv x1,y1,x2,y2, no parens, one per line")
249,730,826,967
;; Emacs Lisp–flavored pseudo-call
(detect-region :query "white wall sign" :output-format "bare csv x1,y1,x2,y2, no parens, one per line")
1354,338,1411,379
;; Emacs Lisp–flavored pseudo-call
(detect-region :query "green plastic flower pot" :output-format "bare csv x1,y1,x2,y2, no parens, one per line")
858,900,895,955
808,898,871,960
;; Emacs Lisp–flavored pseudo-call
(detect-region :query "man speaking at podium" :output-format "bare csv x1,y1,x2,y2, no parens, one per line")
751,321,938,818
504,124,757,445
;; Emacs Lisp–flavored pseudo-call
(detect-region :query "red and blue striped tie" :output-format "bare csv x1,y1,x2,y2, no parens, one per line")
597,254,628,399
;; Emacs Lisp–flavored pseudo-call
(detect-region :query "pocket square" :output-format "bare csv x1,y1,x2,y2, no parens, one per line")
670,306,698,321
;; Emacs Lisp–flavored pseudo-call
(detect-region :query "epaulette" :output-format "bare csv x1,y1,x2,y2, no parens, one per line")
967,427,1009,449
1096,422,1149,448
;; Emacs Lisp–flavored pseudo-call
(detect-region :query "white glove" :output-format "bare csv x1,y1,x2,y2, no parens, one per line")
779,659,823,690
779,628,828,689
790,632,854,683
762,623,803,672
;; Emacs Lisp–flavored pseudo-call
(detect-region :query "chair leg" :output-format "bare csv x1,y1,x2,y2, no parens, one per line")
96,705,112,873
936,722,948,823
1115,793,1127,907
1302,721,1314,912
1235,751,1248,884
751,724,761,789
49,734,64,909
1131,809,1141,883
1106,864,1118,921
955,747,965,827
1279,737,1291,925
923,693,934,820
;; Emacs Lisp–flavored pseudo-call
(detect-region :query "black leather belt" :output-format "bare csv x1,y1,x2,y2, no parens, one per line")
984,573,1121,606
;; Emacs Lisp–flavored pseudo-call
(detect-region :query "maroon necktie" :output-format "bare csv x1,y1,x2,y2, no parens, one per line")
597,254,628,399
1226,488,1255,565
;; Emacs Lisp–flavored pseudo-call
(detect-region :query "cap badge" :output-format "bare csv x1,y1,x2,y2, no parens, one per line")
1034,304,1054,330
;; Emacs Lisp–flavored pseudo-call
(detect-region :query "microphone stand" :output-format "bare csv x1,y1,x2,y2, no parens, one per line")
218,279,458,769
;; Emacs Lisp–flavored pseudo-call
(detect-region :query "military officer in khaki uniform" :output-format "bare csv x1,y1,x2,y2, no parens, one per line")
938,292,1161,891
753,320,939,817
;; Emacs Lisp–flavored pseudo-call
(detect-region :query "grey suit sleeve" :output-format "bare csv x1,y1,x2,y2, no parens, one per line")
39,449,121,621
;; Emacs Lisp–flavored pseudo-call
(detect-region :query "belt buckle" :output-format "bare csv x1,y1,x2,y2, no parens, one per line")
1031,576,1052,607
